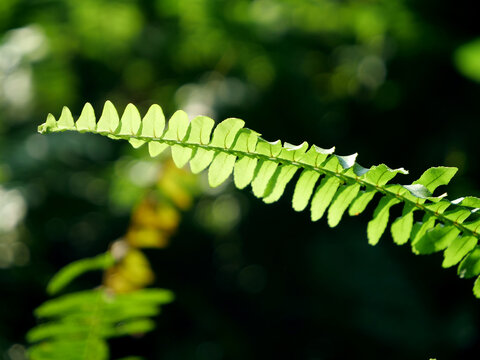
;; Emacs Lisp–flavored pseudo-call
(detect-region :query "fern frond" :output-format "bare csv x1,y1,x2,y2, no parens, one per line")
46,253,115,295
27,250,174,360
27,288,174,360
39,101,480,298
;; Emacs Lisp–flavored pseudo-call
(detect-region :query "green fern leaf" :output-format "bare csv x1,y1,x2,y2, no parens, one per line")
311,176,342,221
263,165,298,204
210,118,245,148
411,215,436,252
443,235,477,268
474,276,480,298
57,106,75,130
280,142,309,161
261,142,309,203
465,218,480,234
413,225,461,255
252,160,278,198
232,129,260,189
206,118,245,187
301,145,334,167
38,101,480,299
390,204,415,245
365,164,409,186
75,103,96,132
97,100,120,133
292,170,320,212
138,104,165,150
348,190,376,216
47,253,115,295
458,246,480,279
251,139,282,197
328,183,361,227
141,104,165,137
455,196,480,208
208,152,237,188
413,166,458,194
164,110,191,167
189,148,215,174
443,207,472,223
367,196,401,245
118,103,142,136
234,156,258,190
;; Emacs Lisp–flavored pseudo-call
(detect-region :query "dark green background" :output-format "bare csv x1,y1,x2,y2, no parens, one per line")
1,0,479,359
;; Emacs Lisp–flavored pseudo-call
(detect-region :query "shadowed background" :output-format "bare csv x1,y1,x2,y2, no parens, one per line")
1,0,480,359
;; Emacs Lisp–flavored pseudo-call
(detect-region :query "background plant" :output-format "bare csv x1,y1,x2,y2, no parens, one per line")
1,1,480,359
26,159,198,359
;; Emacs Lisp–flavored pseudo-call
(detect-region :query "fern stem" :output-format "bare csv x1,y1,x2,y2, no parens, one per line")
80,130,480,241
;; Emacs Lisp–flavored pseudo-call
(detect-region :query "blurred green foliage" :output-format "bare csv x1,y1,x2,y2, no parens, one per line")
1,0,480,359
455,38,480,82
28,287,173,360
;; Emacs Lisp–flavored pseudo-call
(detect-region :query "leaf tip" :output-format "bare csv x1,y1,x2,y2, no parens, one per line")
313,145,335,155
38,113,57,134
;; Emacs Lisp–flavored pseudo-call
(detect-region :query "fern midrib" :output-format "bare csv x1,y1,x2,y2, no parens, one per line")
83,289,105,360
62,128,480,240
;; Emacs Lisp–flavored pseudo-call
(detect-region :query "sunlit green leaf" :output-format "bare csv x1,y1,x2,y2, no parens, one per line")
263,165,298,204
251,160,278,198
310,176,342,221
348,190,376,216
458,246,480,279
367,196,400,245
365,164,408,186
118,103,141,135
292,170,320,212
210,118,245,148
413,225,460,255
390,204,415,245
57,106,75,130
443,236,477,268
75,103,96,132
234,156,258,189
141,104,165,138
208,152,237,187
328,183,360,227
413,166,458,194
97,100,120,133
